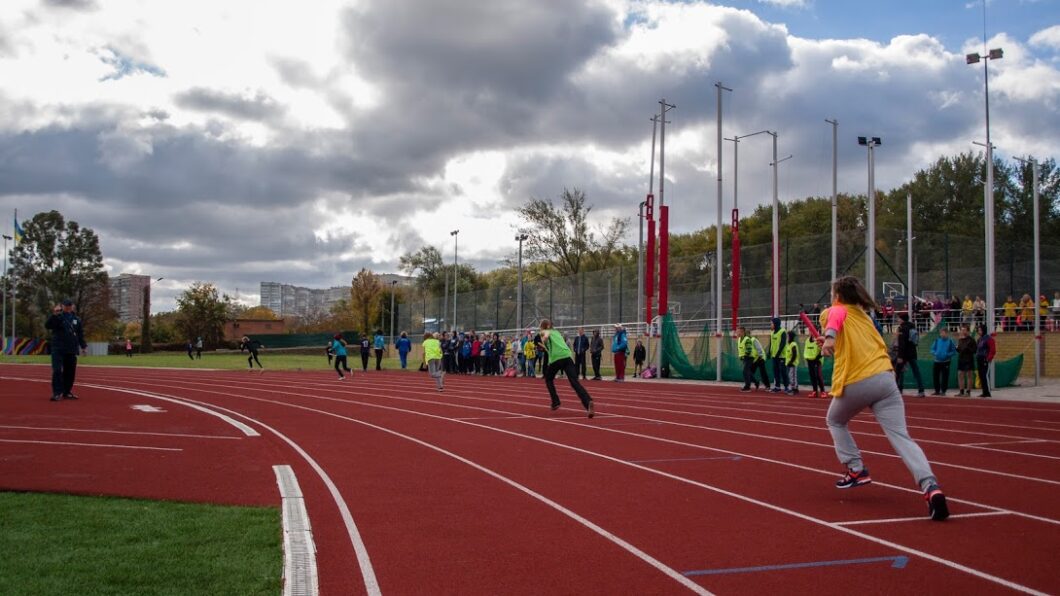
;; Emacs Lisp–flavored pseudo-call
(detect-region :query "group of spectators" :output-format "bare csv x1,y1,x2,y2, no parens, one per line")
874,291,1060,333
423,325,647,381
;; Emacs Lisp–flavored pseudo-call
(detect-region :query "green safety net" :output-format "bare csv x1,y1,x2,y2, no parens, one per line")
660,314,1022,388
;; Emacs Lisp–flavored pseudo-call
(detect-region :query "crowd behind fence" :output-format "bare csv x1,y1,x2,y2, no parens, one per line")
389,228,1059,340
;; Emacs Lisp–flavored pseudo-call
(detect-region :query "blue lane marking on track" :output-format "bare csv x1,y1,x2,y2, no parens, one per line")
683,555,909,576
630,456,743,464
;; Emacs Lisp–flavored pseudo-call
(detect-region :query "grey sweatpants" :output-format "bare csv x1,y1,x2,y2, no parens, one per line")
427,359,444,390
826,371,938,491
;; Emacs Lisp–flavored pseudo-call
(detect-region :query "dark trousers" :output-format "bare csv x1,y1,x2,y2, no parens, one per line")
335,355,350,377
361,351,370,371
977,358,991,397
895,358,924,392
544,357,593,410
248,351,262,368
575,352,587,378
374,348,383,370
741,358,755,389
807,359,825,393
51,352,77,397
196,349,202,359
772,357,789,388
932,361,951,394
753,359,770,387
591,353,602,378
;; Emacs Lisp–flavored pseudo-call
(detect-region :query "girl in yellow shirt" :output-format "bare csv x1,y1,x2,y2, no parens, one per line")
820,276,948,521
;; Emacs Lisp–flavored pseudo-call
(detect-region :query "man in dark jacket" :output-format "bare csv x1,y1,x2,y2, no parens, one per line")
572,328,590,380
895,313,926,397
45,299,87,401
589,329,604,380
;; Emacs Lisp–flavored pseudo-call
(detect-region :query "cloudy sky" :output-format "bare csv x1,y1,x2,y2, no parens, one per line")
1,0,1058,311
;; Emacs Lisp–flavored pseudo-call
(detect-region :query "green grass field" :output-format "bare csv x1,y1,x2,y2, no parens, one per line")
0,492,280,596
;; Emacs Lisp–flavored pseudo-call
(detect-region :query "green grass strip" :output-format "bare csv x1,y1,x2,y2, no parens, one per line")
0,492,280,596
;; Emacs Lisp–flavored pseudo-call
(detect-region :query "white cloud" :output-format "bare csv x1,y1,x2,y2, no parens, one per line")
1029,25,1060,50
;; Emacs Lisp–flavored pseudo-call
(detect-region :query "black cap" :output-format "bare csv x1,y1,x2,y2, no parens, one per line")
61,299,73,306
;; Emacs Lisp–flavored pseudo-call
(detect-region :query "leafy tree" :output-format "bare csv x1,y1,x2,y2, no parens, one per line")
175,282,232,346
399,245,482,294
241,305,280,320
516,187,629,277
8,210,115,337
349,269,383,334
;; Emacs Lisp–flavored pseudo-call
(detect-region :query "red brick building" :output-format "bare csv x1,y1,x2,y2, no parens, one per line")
224,318,286,341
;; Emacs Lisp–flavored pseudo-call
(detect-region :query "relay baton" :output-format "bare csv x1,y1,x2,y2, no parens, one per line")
799,311,822,340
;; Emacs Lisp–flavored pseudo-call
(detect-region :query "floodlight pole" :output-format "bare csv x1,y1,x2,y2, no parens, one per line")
2,234,9,350
858,136,881,301
516,233,528,331
389,280,397,349
451,229,459,331
826,119,838,283
907,192,914,313
142,276,164,353
714,82,731,382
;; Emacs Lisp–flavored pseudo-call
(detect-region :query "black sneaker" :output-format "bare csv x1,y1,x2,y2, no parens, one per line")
63,393,79,400
835,468,872,489
925,485,949,521
550,402,561,411
587,402,595,419
740,387,752,393
50,394,62,402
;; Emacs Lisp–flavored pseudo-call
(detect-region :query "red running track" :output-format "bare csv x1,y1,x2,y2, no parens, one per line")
3,363,1059,595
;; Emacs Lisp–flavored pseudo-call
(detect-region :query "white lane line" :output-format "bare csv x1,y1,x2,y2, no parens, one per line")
0,425,242,440
0,375,262,436
961,439,1048,447
835,511,1012,526
150,375,1060,524
275,465,319,596
0,438,181,452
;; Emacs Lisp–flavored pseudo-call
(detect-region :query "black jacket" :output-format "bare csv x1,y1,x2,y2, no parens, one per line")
45,312,86,355
589,335,604,355
573,334,590,354
897,321,918,360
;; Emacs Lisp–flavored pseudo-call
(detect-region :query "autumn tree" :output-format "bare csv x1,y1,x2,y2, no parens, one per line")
8,210,115,337
516,187,628,277
349,269,383,334
399,245,482,294
242,305,280,320
175,282,232,347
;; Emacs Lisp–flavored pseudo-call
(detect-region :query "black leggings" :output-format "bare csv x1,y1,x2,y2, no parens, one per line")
544,357,593,410
335,355,350,376
807,359,825,393
977,358,991,397
375,349,383,370
248,351,262,368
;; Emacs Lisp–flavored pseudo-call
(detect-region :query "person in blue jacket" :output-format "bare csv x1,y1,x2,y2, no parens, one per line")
611,324,629,381
395,331,412,370
332,334,352,380
930,327,957,396
45,299,87,401
373,330,385,370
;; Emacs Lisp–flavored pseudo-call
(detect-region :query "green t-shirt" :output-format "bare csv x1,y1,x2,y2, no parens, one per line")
423,338,442,362
544,330,572,361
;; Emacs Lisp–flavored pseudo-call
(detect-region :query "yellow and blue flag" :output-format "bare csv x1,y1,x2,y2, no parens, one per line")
13,216,24,244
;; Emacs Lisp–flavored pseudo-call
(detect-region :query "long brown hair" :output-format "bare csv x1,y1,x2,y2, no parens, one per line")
832,276,877,311
540,319,553,330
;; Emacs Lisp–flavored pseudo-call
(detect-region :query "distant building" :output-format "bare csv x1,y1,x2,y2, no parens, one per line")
108,273,151,322
259,281,348,318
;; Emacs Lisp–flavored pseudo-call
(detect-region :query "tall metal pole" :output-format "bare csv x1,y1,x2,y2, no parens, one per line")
714,82,731,382
907,192,914,314
2,235,8,350
451,230,459,331
659,100,667,209
826,119,838,282
443,270,448,329
516,234,526,331
770,131,780,318
389,280,396,348
866,141,877,301
1032,158,1040,387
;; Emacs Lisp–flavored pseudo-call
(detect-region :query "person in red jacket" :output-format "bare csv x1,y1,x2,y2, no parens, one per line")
975,324,996,398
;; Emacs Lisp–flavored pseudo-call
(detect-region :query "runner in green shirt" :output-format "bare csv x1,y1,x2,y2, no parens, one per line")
540,319,595,418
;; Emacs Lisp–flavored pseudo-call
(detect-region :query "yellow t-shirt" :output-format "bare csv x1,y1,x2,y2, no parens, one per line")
820,305,893,398
962,299,973,314
1003,301,1018,317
